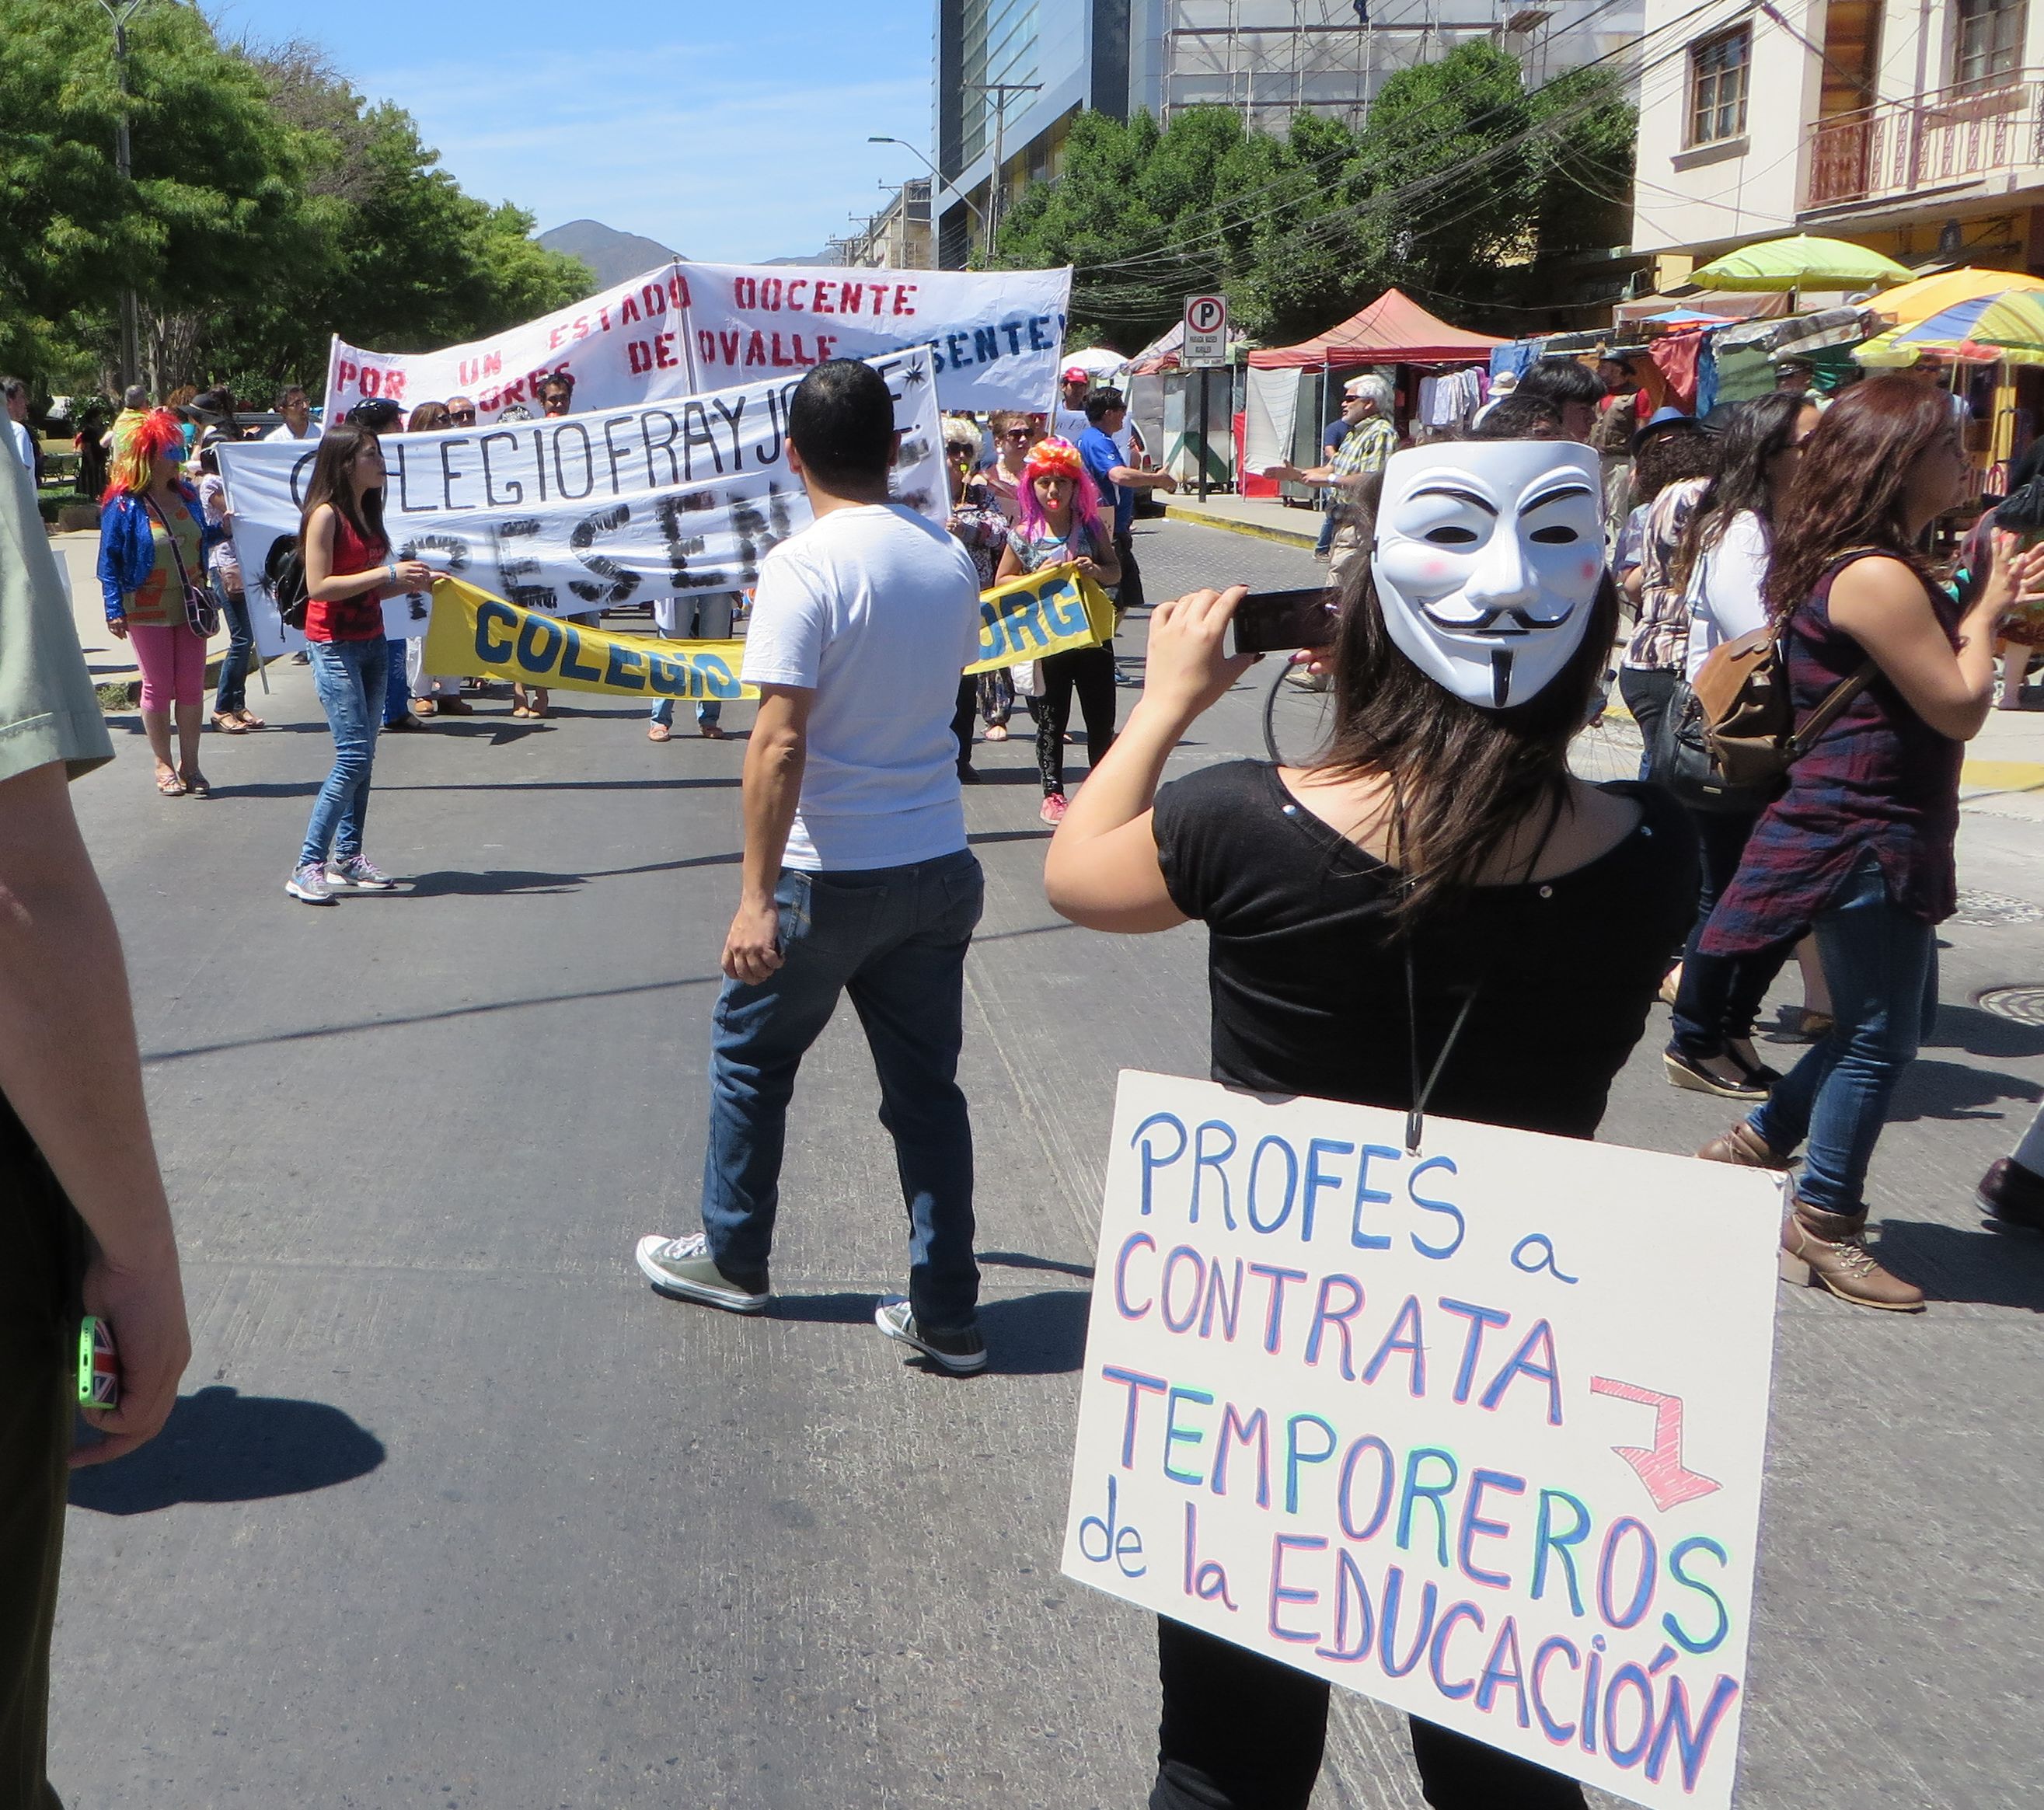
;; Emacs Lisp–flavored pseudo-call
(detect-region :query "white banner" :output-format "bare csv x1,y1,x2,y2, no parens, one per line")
220,347,947,656
679,263,1071,413
324,264,699,424
322,261,1072,424
1064,1072,1784,1810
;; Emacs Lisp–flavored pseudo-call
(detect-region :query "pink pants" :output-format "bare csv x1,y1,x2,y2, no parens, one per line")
128,622,208,712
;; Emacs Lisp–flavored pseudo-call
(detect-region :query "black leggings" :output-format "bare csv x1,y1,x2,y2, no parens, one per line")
1669,805,1794,1056
1037,642,1117,796
1150,1618,1587,1810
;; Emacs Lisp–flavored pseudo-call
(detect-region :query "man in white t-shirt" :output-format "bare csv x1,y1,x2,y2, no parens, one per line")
635,359,991,1373
264,384,317,441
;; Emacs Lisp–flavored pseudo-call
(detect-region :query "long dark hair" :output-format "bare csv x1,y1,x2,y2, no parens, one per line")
298,425,388,557
1766,376,1955,619
1317,550,1620,926
1673,392,1810,588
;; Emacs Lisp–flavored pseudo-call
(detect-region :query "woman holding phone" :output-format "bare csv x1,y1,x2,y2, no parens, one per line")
286,424,431,905
992,436,1120,824
1044,438,1693,1810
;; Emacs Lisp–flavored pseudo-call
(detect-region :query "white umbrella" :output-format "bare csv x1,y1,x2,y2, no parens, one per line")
1060,346,1128,379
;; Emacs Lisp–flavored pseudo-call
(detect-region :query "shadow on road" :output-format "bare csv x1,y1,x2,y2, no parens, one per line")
403,849,742,898
68,1386,385,1515
1888,1057,2042,1124
768,1284,1090,1375
1878,1219,2044,1312
1926,1003,2044,1061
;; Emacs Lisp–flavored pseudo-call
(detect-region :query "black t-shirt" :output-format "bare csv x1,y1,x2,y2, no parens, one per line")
1151,761,1696,1139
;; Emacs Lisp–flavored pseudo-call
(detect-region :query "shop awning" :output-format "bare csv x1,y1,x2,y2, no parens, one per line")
1245,289,1502,368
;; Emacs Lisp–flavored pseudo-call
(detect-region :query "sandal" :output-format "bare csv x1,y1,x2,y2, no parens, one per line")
212,712,249,735
647,720,671,742
234,710,266,730
414,698,439,717
155,769,187,797
984,724,1008,741
700,722,727,740
180,770,211,798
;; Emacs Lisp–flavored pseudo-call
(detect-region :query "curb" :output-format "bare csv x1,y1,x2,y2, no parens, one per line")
1162,502,1320,550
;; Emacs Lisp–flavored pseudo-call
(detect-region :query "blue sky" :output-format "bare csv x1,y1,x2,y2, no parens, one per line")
213,0,937,263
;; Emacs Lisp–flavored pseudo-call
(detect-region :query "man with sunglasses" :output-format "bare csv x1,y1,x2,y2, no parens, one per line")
445,396,477,428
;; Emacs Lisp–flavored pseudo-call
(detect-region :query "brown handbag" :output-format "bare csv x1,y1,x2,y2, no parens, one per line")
1655,546,1880,812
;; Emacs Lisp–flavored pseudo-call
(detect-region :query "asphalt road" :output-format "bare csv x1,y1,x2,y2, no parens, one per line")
51,518,2044,1808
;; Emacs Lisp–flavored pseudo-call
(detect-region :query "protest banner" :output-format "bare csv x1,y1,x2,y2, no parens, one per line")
965,563,1115,674
322,260,1072,422
423,575,754,702
420,562,1107,699
324,264,698,423
681,263,1072,413
1063,1072,1784,1810
218,347,945,657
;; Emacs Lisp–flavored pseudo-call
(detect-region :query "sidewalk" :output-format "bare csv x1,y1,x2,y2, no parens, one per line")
1162,492,1322,549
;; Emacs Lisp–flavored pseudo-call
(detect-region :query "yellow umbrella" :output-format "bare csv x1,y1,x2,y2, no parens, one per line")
1874,266,2044,327
1857,288,2044,368
1690,234,1912,294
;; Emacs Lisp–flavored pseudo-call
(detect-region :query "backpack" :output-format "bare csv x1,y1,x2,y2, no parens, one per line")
1654,547,1879,814
267,537,309,631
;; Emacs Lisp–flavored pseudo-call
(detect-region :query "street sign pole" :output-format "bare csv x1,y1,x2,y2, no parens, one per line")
1183,294,1228,501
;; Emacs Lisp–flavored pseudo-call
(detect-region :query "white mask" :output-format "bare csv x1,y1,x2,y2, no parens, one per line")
1372,439,1606,710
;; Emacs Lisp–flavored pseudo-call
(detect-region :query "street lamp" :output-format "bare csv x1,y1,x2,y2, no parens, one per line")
868,136,985,236
960,82,1041,244
96,0,149,391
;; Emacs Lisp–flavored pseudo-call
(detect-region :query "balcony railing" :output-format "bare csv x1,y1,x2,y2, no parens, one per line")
1804,75,2044,210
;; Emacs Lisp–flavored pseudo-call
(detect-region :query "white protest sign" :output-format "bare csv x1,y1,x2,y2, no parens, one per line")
680,262,1071,413
1063,1072,1783,1810
324,264,697,424
220,347,947,656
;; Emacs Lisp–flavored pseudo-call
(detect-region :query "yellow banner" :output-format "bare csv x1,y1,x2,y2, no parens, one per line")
965,562,1116,675
422,560,1114,700
424,576,755,702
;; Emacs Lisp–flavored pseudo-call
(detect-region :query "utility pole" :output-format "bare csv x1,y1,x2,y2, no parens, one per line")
961,82,1041,254
97,0,148,392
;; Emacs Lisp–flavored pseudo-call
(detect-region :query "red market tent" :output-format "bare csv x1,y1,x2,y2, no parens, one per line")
1246,288,1504,368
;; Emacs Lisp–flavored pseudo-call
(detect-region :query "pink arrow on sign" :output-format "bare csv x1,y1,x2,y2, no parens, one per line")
1588,1376,1722,1512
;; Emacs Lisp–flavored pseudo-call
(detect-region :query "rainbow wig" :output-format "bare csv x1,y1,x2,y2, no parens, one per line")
103,406,186,500
1016,435,1106,544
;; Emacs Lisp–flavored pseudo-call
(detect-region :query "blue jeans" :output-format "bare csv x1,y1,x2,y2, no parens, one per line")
700,849,984,1330
213,584,253,716
1313,501,1341,556
1748,856,1938,1215
382,638,410,724
300,640,385,870
650,696,721,729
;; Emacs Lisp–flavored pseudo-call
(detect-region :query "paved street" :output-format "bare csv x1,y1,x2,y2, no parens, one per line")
51,516,2044,1809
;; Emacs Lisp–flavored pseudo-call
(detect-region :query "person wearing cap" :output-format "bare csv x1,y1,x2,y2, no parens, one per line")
1053,365,1093,442
1261,374,1396,584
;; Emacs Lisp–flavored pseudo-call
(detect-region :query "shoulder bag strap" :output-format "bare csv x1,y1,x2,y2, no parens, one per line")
1783,543,1890,762
143,493,200,595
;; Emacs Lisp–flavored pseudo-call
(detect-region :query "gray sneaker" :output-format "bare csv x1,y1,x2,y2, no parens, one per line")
285,862,335,905
874,1299,987,1374
327,854,394,890
634,1232,769,1313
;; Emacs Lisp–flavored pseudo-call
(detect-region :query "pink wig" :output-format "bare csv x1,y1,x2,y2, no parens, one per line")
1016,436,1106,546
104,407,185,500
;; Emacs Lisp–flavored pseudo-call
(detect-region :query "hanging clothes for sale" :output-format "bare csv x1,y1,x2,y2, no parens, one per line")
1647,331,1704,410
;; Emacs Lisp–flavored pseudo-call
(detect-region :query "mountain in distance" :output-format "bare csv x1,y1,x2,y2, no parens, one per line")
539,219,682,290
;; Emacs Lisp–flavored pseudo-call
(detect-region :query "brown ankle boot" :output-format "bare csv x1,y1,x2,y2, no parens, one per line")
1697,1121,1793,1170
1778,1197,1925,1312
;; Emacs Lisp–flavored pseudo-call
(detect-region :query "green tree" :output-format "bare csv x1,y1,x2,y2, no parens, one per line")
992,44,1635,349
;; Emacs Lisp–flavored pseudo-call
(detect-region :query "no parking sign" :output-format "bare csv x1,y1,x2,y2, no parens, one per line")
1184,295,1228,368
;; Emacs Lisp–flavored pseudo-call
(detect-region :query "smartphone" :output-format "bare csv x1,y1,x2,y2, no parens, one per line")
1231,586,1338,656
78,1316,119,1412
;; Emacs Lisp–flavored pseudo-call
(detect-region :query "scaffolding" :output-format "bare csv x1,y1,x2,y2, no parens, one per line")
1155,0,1644,134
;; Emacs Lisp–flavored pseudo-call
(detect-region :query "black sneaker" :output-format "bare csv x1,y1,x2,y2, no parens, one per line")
874,1299,986,1374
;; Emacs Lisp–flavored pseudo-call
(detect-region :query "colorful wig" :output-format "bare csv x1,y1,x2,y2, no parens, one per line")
1017,436,1105,545
103,406,186,500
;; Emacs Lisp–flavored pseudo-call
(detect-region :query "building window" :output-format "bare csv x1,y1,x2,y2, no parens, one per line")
959,0,1040,166
1955,0,2024,92
1688,26,1751,146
